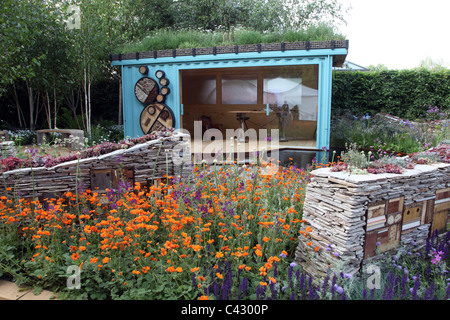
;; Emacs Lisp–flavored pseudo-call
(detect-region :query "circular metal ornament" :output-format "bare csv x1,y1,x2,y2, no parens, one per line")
156,94,165,103
160,86,170,96
155,70,165,79
139,66,149,75
140,103,175,134
134,77,159,105
159,78,169,86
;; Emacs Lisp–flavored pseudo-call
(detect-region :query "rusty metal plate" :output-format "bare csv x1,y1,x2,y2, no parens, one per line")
90,169,113,191
436,188,450,201
387,197,404,214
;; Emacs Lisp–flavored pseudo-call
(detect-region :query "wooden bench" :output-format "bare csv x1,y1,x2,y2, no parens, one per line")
0,130,9,141
36,129,84,150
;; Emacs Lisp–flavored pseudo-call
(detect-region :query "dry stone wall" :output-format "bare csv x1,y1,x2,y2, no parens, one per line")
295,163,450,278
0,132,191,200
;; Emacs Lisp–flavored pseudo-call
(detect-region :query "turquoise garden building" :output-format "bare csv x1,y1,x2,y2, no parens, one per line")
110,40,348,157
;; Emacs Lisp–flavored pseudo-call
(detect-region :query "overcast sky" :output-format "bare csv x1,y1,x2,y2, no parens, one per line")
338,0,450,70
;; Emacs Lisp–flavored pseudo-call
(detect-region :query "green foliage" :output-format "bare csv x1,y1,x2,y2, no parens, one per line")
113,24,345,54
332,69,450,119
330,113,443,154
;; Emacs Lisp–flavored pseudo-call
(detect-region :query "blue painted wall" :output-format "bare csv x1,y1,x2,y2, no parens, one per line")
112,48,347,150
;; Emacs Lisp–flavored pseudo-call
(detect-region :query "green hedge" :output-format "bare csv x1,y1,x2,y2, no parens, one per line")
331,69,450,119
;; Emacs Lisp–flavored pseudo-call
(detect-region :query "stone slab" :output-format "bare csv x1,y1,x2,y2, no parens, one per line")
0,279,55,300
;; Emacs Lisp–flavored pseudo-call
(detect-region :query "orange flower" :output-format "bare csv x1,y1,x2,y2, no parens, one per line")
215,252,224,259
102,257,110,264
90,257,98,264
191,267,200,272
198,295,209,300
262,236,270,242
259,266,267,276
216,273,223,279
260,282,267,286
269,277,277,284
175,267,183,273
167,266,175,272
71,253,79,261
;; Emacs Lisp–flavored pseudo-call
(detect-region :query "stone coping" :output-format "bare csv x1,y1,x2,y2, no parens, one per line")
310,162,450,185
0,279,55,300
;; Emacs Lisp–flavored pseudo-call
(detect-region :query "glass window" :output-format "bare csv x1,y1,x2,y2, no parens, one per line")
182,74,216,105
222,74,258,104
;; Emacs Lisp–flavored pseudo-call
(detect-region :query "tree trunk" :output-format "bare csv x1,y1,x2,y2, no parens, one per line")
53,86,57,129
25,79,35,130
12,83,24,127
44,91,52,129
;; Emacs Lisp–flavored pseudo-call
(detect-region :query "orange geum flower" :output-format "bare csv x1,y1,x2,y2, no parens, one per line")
269,277,277,284
90,257,98,264
102,257,110,264
262,236,270,242
191,267,200,272
216,273,223,279
71,253,79,261
175,267,183,273
215,252,224,258
167,266,175,272
259,266,267,276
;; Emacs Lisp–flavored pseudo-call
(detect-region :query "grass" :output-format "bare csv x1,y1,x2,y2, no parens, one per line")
113,23,345,54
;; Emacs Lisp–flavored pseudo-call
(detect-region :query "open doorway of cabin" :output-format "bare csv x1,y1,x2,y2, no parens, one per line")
180,64,319,155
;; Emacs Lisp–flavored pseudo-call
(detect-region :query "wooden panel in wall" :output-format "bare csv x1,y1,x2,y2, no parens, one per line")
432,211,448,234
90,168,134,192
422,199,435,225
433,188,450,234
402,203,422,231
364,225,400,259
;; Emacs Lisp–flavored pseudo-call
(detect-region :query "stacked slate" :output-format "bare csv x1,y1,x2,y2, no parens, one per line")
295,163,450,279
0,141,16,158
0,131,191,199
